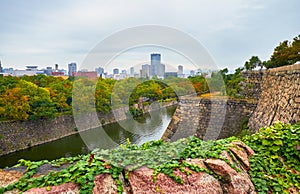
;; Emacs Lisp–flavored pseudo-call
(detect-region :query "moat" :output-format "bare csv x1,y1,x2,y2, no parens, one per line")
0,105,177,168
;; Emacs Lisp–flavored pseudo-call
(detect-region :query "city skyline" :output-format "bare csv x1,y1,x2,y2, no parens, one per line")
0,1,299,71
0,53,198,79
0,46,202,74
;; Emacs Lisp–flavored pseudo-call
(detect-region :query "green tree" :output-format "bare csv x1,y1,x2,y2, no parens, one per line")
18,80,56,120
95,78,114,113
244,56,262,70
0,76,19,94
225,68,245,98
266,34,300,68
47,79,73,113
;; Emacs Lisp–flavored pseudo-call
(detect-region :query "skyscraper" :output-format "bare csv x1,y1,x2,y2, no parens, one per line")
157,63,165,78
130,67,134,76
150,53,165,78
68,62,77,76
150,53,161,76
141,64,151,78
178,65,183,74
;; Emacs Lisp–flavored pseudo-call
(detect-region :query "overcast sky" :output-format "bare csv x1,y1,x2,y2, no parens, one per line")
0,0,299,72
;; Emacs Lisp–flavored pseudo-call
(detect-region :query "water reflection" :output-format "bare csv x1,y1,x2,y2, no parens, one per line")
0,105,176,168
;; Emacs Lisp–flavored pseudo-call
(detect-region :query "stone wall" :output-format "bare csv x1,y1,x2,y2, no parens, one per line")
241,70,263,99
248,64,300,131
162,97,257,142
0,115,76,156
164,63,300,141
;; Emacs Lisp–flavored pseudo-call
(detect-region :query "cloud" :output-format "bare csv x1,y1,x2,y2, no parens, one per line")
0,0,299,70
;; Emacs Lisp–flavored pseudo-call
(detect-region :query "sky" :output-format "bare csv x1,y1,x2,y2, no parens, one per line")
0,0,299,73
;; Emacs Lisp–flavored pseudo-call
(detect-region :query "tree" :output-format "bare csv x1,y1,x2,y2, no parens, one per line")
18,80,56,120
225,68,245,98
244,56,262,70
0,87,31,120
188,75,209,94
266,34,300,68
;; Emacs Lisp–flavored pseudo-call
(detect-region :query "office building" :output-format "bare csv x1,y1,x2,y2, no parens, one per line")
113,68,119,75
44,67,53,75
165,72,178,78
141,64,151,78
120,69,127,79
150,53,160,76
157,63,165,78
130,67,134,77
178,65,183,74
68,62,77,76
150,53,165,78
190,70,195,76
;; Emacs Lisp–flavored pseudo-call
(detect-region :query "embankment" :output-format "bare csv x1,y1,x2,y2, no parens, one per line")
162,97,257,142
0,101,177,156
248,64,300,131
163,63,300,141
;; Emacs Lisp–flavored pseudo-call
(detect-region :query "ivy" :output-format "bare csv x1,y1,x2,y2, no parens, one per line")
3,122,297,194
0,136,244,194
243,122,300,193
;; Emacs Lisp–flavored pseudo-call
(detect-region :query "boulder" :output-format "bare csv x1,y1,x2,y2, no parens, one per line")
205,159,256,194
128,165,223,194
0,140,256,194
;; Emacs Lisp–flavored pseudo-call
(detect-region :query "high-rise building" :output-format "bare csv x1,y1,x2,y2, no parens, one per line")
44,67,53,75
120,70,127,79
150,53,161,76
68,62,77,76
158,63,165,78
130,67,134,76
178,65,183,74
190,70,195,77
150,53,165,78
141,64,151,78
113,68,119,75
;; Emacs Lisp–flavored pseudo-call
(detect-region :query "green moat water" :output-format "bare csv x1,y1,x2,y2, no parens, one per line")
0,105,176,168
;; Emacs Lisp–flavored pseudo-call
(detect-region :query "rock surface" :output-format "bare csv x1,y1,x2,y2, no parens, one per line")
0,141,256,194
205,159,255,194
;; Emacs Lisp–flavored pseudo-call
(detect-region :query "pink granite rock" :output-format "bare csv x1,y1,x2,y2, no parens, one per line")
229,146,251,170
92,174,118,194
231,141,255,157
205,159,256,194
24,182,79,194
128,165,223,194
